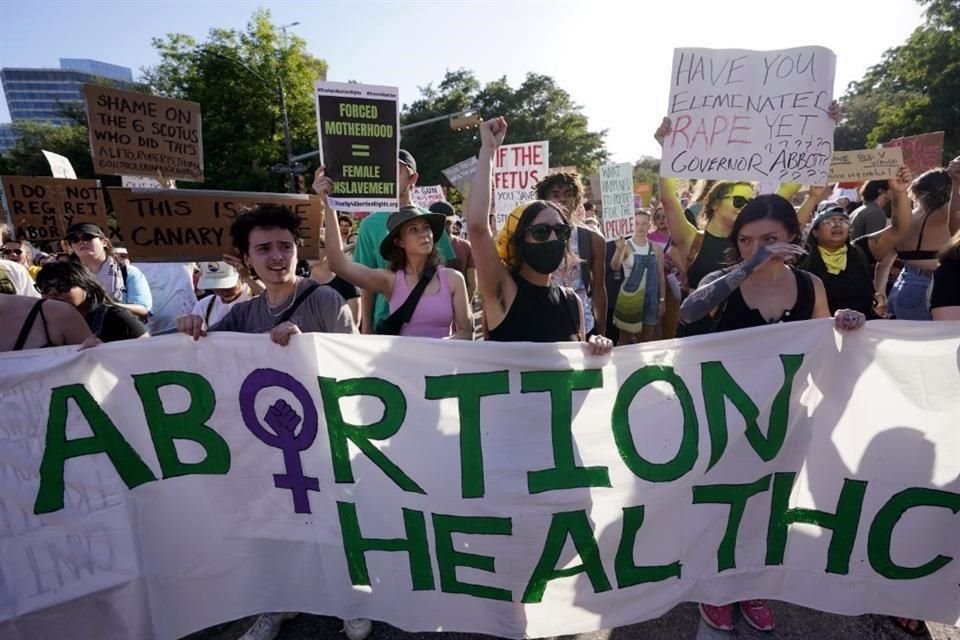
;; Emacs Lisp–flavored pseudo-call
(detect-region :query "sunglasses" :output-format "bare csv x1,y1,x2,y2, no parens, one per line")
1,248,23,256
528,223,572,242
724,195,753,209
35,282,73,295
66,233,98,243
820,217,850,227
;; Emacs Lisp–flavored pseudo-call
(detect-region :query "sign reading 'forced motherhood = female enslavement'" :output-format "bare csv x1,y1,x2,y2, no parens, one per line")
661,46,837,185
314,81,399,213
0,321,958,640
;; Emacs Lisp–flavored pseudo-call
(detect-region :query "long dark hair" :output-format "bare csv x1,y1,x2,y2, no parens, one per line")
36,261,114,312
727,194,801,263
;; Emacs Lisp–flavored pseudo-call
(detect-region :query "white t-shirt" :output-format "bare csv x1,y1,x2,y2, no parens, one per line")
192,288,254,329
136,263,198,334
0,260,40,297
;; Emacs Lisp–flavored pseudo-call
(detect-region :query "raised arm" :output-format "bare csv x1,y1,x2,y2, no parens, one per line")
466,117,514,317
864,166,913,260
313,169,394,297
796,184,833,227
678,243,806,324
654,117,699,255
610,238,628,271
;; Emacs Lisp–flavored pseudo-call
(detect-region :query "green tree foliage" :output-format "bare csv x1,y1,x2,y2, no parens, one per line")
836,0,959,160
633,157,660,198
2,121,96,179
142,9,328,190
400,70,608,190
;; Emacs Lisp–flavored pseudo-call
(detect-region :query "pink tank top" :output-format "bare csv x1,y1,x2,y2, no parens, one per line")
388,266,454,338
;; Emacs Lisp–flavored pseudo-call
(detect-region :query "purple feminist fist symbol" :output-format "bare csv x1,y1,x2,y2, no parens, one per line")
240,368,319,513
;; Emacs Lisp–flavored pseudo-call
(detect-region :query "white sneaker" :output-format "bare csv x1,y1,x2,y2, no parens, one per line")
239,612,297,640
342,617,372,640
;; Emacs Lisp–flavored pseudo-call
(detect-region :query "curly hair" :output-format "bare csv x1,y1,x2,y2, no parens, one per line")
230,204,302,256
535,172,584,207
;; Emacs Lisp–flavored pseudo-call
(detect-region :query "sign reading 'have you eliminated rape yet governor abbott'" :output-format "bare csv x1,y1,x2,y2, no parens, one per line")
314,81,399,213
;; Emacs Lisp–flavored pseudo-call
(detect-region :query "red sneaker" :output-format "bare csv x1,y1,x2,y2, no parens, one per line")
740,599,775,631
699,603,734,631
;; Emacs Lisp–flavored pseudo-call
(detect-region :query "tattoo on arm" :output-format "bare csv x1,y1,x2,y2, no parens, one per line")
678,248,771,324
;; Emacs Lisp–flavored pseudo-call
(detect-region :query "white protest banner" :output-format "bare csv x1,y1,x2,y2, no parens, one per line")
412,185,446,210
599,162,635,239
3,322,959,639
121,175,167,189
314,81,399,213
828,148,903,182
493,140,548,225
662,47,837,184
442,156,478,198
41,150,77,179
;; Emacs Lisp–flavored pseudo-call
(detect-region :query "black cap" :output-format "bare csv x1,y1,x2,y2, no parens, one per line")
428,201,455,217
65,222,105,239
398,149,417,173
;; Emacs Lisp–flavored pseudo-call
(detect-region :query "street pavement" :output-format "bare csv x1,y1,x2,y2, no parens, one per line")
184,602,960,640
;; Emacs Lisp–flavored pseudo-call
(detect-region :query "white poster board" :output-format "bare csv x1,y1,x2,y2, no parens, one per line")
41,150,77,179
412,185,446,210
599,162,635,239
493,141,548,225
661,47,837,184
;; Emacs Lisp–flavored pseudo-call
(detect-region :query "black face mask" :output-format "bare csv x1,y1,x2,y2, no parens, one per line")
521,240,566,274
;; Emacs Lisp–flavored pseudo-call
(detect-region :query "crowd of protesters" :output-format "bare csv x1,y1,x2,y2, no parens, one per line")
1,112,959,639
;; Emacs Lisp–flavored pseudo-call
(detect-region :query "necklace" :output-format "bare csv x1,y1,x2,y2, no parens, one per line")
265,282,299,318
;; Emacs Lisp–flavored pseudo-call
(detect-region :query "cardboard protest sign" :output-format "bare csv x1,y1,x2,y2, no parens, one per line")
1,176,106,240
109,188,322,261
585,173,601,203
493,140,548,224
884,131,945,176
412,185,446,210
83,85,203,181
441,156,478,198
634,182,652,207
662,46,837,184
121,175,167,189
2,322,959,640
599,162,635,239
828,148,903,182
41,150,77,179
314,81,399,213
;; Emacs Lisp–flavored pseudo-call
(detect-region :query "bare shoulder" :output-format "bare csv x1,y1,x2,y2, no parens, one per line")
443,266,466,286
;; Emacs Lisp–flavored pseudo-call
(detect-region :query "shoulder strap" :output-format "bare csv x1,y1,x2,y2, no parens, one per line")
274,282,321,327
387,266,437,327
577,226,593,295
204,296,217,326
13,299,45,351
795,268,815,307
915,212,931,252
688,231,705,265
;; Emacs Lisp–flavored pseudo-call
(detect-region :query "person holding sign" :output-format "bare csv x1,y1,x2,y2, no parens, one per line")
610,210,665,344
315,169,472,339
64,222,152,321
465,116,612,354
798,167,913,317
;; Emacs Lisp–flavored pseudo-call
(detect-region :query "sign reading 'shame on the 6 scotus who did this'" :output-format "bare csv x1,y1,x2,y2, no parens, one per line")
314,81,399,213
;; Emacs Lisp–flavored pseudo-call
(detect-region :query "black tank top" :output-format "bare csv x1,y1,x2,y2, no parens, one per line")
687,231,730,289
488,273,580,342
800,240,875,317
715,268,815,332
897,211,938,261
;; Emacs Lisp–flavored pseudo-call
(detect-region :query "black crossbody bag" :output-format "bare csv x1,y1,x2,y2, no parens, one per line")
375,266,437,335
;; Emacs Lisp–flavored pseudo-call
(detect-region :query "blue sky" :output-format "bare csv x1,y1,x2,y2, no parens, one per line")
1,0,926,161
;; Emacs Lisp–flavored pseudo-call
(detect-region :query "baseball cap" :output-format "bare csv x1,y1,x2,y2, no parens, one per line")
197,261,239,290
64,222,105,240
398,149,417,173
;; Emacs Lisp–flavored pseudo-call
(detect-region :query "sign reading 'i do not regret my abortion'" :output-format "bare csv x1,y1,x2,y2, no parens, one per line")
314,81,399,213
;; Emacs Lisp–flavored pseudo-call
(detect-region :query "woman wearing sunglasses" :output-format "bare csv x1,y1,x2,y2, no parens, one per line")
64,222,152,322
36,261,147,343
314,170,472,339
464,116,612,354
798,167,913,317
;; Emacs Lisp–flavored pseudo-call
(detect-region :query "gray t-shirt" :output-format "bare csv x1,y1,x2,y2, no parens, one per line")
211,278,356,335
849,201,887,241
